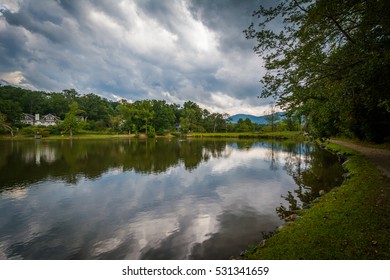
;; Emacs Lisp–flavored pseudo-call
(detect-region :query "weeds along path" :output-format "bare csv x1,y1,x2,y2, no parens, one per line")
330,139,390,178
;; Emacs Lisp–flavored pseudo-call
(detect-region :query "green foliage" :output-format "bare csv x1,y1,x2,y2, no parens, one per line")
0,112,14,136
180,101,204,132
236,118,255,132
246,0,390,142
0,98,22,124
44,92,66,118
146,126,156,138
134,100,154,134
152,100,177,133
170,131,181,137
19,126,36,136
18,126,54,137
78,93,111,122
0,85,302,137
44,125,61,135
61,102,85,136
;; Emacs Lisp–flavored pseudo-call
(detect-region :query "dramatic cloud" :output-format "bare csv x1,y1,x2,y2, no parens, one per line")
0,0,275,115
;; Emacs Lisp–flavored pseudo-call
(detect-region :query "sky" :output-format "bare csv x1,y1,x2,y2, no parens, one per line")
0,0,274,116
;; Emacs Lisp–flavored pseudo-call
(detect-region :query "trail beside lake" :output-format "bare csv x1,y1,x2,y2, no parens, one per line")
330,139,390,178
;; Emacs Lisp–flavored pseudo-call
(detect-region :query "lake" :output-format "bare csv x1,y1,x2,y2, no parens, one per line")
0,138,343,259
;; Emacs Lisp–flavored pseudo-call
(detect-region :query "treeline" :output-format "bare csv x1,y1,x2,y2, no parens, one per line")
0,85,294,136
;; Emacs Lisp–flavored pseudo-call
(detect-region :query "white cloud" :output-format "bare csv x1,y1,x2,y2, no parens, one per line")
87,2,179,61
0,0,269,115
0,71,36,89
162,91,182,104
0,71,24,84
211,147,268,174
0,0,22,13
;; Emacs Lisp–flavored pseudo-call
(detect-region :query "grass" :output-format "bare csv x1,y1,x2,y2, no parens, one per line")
1,130,305,140
244,143,390,259
0,133,134,140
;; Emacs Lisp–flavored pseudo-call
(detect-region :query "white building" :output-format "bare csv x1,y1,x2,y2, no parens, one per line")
21,113,60,126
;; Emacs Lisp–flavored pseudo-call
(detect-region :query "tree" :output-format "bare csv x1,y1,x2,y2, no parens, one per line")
264,103,280,132
117,100,155,135
78,93,110,122
236,118,255,132
21,90,48,115
0,112,14,136
224,113,234,132
205,112,226,132
133,100,154,135
282,111,302,131
151,100,176,134
62,102,85,137
117,102,137,134
0,99,22,125
45,92,68,119
180,101,204,132
245,0,390,142
109,115,123,133
62,89,80,104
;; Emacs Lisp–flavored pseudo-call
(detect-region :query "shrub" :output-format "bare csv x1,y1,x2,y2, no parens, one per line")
19,126,36,136
41,130,50,137
170,131,181,137
146,126,156,138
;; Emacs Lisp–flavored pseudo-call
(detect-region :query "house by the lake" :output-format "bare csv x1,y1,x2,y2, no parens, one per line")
21,113,60,126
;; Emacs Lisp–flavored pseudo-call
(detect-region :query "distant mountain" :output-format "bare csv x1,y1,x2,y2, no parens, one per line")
229,112,285,124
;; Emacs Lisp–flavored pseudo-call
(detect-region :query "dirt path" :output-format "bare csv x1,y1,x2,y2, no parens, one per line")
330,139,390,178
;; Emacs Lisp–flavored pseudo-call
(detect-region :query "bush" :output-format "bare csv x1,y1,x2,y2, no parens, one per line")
146,126,156,138
45,125,61,135
41,130,50,137
170,131,181,137
19,126,36,136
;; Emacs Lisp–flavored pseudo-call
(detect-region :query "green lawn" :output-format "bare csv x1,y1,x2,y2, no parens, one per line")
0,133,133,140
244,143,390,259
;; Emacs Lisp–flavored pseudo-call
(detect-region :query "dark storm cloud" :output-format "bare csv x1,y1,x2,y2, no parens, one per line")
0,23,27,65
2,1,69,44
0,0,271,115
188,0,258,51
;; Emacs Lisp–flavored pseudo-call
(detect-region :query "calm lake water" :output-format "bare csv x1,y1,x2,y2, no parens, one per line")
0,138,343,259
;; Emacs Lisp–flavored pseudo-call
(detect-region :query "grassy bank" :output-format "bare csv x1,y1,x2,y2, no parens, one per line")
1,131,305,141
187,131,305,140
244,143,390,259
0,134,134,140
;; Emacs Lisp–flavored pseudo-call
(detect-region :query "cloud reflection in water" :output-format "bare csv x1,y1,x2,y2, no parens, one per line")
0,140,325,259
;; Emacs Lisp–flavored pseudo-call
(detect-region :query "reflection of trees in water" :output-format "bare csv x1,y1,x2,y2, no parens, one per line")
276,143,344,220
1,140,344,203
0,139,232,190
265,142,281,171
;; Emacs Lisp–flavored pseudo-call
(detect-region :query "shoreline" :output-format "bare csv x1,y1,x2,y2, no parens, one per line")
243,140,390,259
0,131,305,141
